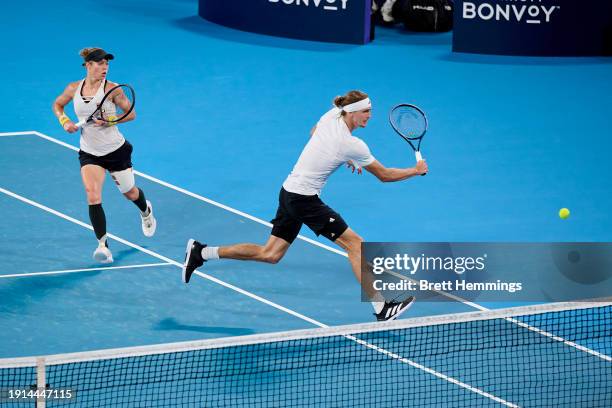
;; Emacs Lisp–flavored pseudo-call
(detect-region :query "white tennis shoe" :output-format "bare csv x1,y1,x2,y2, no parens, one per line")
93,244,113,264
141,200,157,237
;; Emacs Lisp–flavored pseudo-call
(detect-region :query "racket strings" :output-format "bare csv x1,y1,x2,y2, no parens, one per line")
99,85,135,122
390,108,427,140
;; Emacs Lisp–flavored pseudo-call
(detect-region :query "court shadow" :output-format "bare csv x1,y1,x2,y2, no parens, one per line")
154,317,255,336
172,16,360,53
110,247,142,262
0,270,102,312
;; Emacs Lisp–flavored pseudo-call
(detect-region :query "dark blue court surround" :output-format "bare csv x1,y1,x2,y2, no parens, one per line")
199,0,372,44
454,0,612,55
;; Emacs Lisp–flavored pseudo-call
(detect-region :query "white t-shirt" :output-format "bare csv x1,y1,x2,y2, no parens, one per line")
73,79,126,156
282,107,375,196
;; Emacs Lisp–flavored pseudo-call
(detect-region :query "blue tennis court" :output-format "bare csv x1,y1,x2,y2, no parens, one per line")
0,132,476,357
1,0,611,406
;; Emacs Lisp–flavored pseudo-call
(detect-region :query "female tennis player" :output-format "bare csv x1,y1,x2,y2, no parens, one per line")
52,47,156,264
183,90,427,321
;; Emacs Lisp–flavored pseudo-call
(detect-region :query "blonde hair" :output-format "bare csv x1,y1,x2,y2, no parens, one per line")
333,90,369,116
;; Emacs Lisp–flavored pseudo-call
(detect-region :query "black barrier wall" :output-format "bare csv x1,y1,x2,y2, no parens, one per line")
453,0,612,56
199,0,372,44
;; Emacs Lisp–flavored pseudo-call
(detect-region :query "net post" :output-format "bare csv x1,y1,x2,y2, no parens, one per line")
36,357,46,408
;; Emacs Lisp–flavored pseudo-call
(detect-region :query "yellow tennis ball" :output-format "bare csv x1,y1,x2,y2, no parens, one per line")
559,208,570,219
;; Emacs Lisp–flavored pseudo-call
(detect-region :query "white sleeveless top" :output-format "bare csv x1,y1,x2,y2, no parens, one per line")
73,79,125,156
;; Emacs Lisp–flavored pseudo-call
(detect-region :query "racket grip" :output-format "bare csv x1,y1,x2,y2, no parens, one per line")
415,151,427,176
74,119,86,128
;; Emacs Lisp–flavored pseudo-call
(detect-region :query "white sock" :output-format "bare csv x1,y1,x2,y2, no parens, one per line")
371,292,385,314
201,246,219,260
372,301,385,314
98,234,108,247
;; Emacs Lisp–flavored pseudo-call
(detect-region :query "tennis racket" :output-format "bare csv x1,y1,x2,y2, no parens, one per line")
75,84,135,128
389,104,428,176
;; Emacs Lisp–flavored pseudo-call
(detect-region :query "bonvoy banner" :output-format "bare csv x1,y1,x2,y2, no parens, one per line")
361,242,612,302
269,0,350,11
462,0,561,25
453,0,612,55
199,0,372,44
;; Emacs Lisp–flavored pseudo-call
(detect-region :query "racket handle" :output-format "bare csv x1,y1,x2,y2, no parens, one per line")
415,151,427,176
74,119,86,128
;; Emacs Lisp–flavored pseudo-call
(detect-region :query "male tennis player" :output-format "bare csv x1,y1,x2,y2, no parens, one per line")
183,90,427,321
52,47,156,264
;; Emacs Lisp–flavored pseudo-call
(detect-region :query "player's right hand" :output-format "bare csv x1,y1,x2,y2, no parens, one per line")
415,159,428,175
63,122,78,133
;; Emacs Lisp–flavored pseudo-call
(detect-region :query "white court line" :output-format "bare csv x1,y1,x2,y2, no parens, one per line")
385,269,612,362
0,185,518,407
2,131,608,402
0,262,171,279
4,131,609,361
29,130,347,257
0,186,325,329
344,333,518,407
0,131,39,137
505,316,612,362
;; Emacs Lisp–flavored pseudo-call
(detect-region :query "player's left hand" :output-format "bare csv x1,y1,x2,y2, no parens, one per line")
346,161,362,175
92,117,116,127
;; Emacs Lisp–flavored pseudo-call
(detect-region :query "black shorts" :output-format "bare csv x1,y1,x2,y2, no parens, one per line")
78,141,133,173
271,187,348,244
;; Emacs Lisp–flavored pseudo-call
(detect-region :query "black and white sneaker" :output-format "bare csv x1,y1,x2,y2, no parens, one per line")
182,239,206,283
375,296,416,322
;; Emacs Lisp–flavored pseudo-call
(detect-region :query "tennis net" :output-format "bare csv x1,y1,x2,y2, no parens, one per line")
1,300,610,407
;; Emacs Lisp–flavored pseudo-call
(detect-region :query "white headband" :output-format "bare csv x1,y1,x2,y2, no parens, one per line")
341,98,371,113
